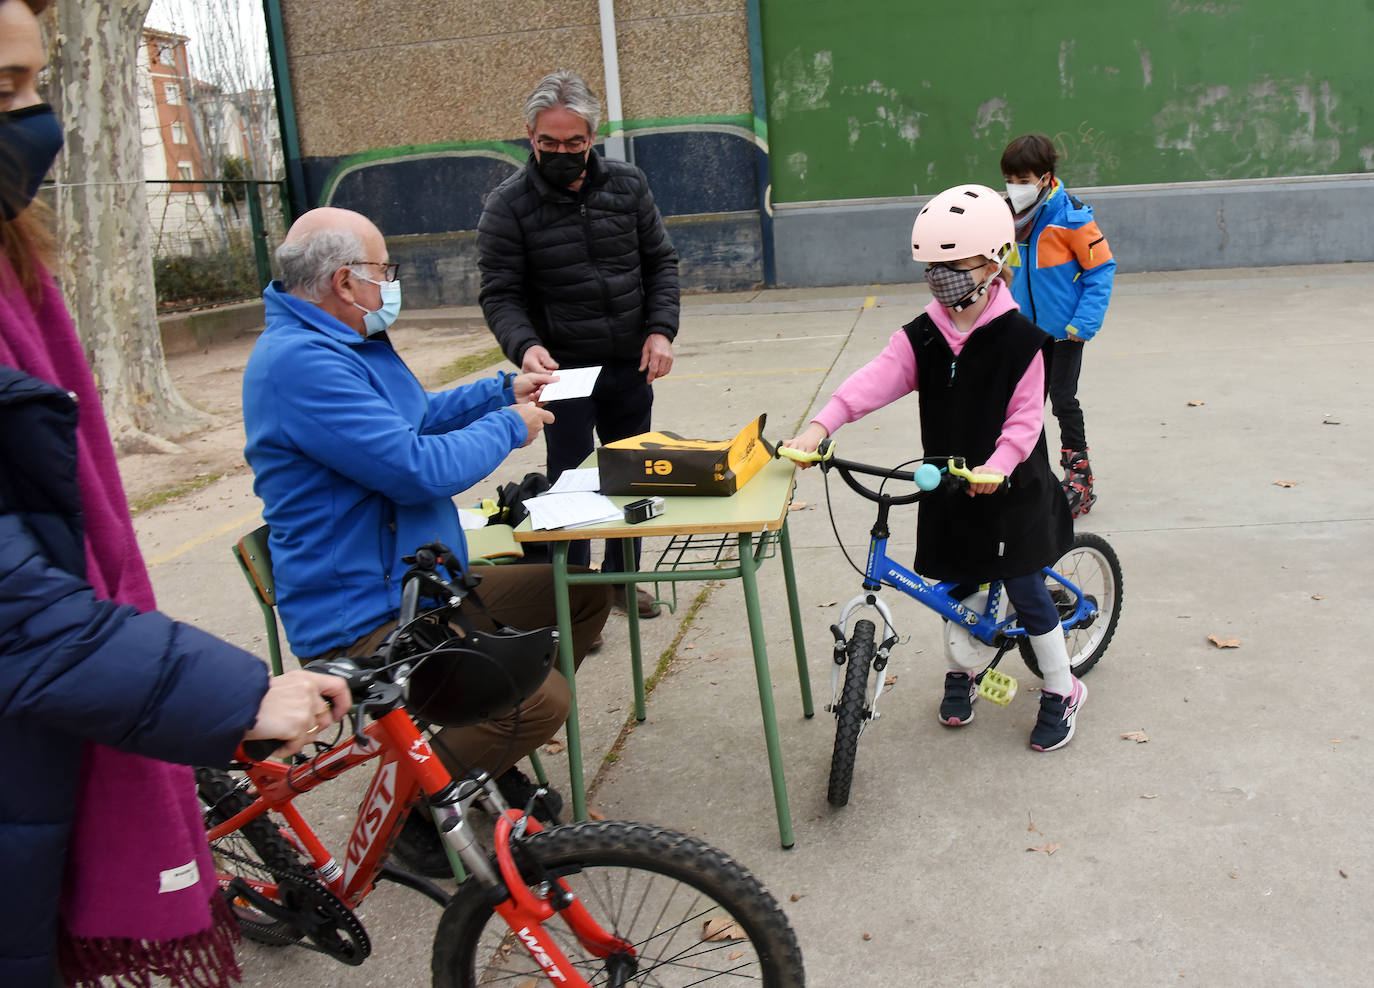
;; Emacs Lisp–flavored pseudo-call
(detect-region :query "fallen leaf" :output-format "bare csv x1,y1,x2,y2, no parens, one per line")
1272,479,1297,488
683,643,694,650
790,893,805,902
588,807,606,821
541,740,566,755
701,918,746,941
1140,793,1160,799
1027,843,1061,855
1323,417,1341,425
861,932,872,941
1340,870,1349,879
516,980,537,988
1187,399,1205,407
1229,872,1238,879
1121,730,1150,743
1312,594,1326,600
884,674,898,686
1331,739,1342,744
818,600,837,608
788,500,808,511
728,951,745,961
1207,634,1241,648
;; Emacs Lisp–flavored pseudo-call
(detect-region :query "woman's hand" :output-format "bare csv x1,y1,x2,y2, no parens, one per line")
244,669,352,758
780,422,830,467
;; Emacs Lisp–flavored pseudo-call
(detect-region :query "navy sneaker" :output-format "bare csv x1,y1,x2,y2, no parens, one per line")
1030,678,1087,751
938,671,977,726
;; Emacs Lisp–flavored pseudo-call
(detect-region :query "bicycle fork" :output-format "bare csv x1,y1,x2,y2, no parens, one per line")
829,593,902,725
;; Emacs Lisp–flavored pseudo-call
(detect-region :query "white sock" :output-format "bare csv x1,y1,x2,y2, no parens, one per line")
1029,629,1073,696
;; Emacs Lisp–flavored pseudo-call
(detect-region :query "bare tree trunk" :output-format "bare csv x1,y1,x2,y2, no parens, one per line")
50,0,207,453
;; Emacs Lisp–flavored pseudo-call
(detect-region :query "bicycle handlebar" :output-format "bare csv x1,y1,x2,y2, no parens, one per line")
775,440,1006,505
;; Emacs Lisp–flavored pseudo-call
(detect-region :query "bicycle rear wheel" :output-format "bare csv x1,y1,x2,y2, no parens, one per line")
431,820,804,987
1019,532,1123,679
195,767,308,946
826,619,875,808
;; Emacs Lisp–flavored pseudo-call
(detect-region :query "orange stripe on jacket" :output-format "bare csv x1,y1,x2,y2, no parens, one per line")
1034,221,1113,270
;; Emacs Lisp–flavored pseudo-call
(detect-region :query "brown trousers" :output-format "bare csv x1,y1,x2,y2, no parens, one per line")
314,564,610,778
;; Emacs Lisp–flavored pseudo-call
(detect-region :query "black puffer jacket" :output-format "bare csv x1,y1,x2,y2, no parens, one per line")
477,150,680,368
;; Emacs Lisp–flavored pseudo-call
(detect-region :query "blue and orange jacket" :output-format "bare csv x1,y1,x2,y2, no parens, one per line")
1006,180,1115,342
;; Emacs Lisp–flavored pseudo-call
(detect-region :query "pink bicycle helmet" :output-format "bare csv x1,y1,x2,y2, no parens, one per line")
911,184,1014,263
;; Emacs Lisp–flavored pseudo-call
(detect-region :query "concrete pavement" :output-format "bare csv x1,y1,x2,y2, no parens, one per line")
135,263,1374,986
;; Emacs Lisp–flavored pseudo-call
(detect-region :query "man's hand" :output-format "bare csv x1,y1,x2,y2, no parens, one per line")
640,333,674,383
245,669,351,758
512,402,555,446
521,345,559,375
513,371,556,404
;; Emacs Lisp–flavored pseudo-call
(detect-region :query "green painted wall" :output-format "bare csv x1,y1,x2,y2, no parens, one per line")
760,0,1373,203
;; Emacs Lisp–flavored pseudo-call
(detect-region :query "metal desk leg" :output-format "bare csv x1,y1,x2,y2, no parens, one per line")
552,543,587,820
737,532,796,849
621,537,646,722
778,518,814,718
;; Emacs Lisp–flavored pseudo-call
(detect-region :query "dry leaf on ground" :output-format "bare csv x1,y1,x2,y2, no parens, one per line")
788,501,808,511
1027,843,1061,855
587,807,606,821
861,933,872,941
1207,634,1241,648
884,674,898,686
1323,417,1341,425
701,918,746,941
1273,479,1297,488
729,951,745,961
541,740,566,755
818,600,837,608
1187,400,1205,407
1312,594,1326,600
1121,730,1150,743
516,979,538,988
1140,793,1160,799
790,893,805,902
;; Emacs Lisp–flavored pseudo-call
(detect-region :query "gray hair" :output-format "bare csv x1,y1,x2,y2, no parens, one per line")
274,228,363,302
523,70,601,133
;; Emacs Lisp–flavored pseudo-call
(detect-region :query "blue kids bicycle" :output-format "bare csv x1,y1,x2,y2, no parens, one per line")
777,440,1123,806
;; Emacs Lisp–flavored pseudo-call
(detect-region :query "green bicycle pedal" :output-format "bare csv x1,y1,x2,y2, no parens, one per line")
977,668,1017,706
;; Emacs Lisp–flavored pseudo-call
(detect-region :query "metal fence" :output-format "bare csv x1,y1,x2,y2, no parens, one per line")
148,178,286,312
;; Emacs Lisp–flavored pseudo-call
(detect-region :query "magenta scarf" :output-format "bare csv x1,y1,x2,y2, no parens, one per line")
0,261,239,986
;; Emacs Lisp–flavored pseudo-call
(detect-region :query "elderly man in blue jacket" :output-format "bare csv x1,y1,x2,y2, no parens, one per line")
243,208,611,871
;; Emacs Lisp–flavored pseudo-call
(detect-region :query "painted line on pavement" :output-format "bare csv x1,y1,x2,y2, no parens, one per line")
863,296,876,308
724,334,847,345
144,509,262,568
666,366,831,381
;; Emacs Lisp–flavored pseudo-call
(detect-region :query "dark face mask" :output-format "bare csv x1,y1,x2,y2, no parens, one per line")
536,149,588,189
0,103,64,220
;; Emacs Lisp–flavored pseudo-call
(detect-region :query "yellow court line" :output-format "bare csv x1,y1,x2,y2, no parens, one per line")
863,296,876,308
144,509,263,568
666,366,831,381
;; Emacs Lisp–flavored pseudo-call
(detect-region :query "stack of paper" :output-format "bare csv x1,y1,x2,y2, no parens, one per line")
524,491,622,531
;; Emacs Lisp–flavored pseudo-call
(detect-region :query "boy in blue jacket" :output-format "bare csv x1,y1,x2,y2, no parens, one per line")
1002,134,1115,517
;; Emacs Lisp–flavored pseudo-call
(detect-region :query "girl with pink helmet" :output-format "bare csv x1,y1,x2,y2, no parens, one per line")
785,184,1084,751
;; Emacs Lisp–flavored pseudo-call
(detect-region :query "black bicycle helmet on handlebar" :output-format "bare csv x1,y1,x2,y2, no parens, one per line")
402,625,559,727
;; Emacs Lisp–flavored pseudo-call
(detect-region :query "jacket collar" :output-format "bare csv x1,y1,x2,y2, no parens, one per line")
262,280,367,346
0,363,72,406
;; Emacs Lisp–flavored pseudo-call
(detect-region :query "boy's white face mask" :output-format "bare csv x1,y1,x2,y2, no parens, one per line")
1006,177,1046,214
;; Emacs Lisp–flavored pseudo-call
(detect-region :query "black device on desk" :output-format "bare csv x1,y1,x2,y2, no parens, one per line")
623,496,666,524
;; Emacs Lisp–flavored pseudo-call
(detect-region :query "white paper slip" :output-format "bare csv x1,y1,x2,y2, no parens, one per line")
457,508,489,531
525,492,622,530
547,467,601,494
538,365,602,403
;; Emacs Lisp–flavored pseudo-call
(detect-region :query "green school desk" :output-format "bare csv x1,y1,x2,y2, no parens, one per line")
513,456,813,848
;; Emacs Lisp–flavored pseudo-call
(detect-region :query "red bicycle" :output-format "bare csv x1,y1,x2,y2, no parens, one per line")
197,545,804,986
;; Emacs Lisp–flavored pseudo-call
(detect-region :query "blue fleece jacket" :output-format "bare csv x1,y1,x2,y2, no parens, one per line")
243,283,527,656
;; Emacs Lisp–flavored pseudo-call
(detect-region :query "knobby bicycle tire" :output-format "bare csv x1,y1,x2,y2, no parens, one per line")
431,820,805,987
195,767,310,947
826,619,875,808
1019,532,1123,679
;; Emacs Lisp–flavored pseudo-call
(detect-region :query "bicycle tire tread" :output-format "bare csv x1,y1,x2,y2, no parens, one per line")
827,619,875,808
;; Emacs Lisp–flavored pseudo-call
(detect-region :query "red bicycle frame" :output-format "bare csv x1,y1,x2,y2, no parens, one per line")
207,709,635,987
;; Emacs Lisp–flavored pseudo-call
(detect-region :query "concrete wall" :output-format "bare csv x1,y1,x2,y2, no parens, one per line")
772,175,1374,287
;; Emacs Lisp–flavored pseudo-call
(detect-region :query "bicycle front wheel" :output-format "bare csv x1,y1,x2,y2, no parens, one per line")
431,820,805,987
827,619,875,808
1019,532,1123,679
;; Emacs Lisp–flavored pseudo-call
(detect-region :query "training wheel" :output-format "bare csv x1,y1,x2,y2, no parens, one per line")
977,668,1017,706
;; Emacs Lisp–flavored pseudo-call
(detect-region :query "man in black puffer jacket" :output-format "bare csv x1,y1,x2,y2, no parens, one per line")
478,70,680,619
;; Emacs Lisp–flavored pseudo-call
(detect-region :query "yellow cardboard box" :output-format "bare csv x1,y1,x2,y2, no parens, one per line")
598,414,774,496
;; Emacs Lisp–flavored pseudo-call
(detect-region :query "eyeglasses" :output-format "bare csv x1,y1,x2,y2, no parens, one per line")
533,136,589,153
349,261,400,282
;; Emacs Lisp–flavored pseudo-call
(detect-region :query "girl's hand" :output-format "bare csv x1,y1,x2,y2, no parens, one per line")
513,371,556,403
965,463,1005,497
780,422,830,467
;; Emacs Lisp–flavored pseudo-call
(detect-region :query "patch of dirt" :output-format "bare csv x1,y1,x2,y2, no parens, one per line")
117,322,504,510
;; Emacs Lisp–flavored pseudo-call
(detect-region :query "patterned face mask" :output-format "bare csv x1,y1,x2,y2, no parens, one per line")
924,261,987,310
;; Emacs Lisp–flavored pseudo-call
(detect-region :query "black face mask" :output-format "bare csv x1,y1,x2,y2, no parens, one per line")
536,149,588,189
0,103,64,220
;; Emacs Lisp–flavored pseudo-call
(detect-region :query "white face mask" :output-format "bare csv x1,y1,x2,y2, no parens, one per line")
1006,179,1044,214
352,274,402,336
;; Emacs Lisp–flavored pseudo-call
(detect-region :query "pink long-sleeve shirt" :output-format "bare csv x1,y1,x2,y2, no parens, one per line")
812,279,1046,478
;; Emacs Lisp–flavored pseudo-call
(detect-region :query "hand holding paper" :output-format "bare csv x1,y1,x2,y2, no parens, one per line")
538,365,602,403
